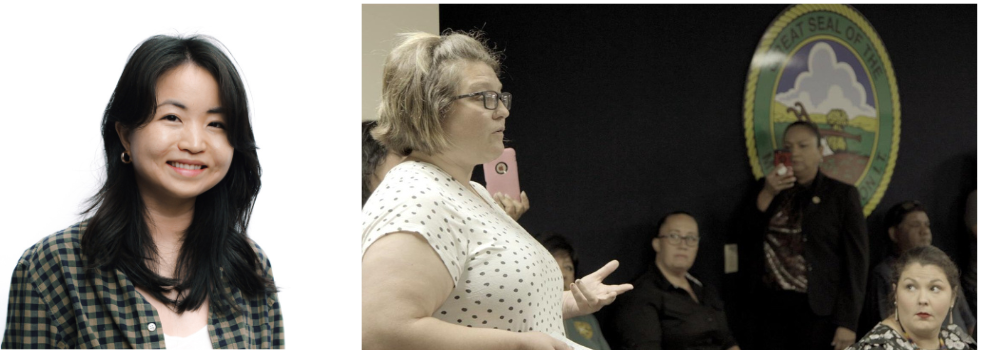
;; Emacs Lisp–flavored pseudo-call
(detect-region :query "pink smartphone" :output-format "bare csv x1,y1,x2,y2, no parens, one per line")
484,148,521,202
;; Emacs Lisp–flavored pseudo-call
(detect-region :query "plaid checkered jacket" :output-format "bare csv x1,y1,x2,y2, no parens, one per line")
2,221,284,348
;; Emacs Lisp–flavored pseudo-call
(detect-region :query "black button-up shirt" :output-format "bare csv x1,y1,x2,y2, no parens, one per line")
614,266,737,350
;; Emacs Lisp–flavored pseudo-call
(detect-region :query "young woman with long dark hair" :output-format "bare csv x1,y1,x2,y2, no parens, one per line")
2,35,281,349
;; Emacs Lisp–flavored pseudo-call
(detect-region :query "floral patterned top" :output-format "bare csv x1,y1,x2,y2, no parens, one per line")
847,323,976,350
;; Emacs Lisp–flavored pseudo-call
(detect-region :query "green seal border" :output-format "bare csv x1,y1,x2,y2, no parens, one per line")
743,4,900,216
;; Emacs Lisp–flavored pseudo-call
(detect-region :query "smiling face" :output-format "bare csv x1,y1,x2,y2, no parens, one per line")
439,60,509,166
894,263,956,336
118,62,233,205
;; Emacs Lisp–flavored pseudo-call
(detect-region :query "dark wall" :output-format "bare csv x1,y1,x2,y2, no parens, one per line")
441,4,976,345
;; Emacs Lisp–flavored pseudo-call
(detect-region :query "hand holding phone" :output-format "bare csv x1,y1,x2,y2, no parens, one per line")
764,149,796,195
484,148,521,202
774,149,792,176
493,191,530,221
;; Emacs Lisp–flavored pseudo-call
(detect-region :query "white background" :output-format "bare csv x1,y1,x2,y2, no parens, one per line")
0,1,359,348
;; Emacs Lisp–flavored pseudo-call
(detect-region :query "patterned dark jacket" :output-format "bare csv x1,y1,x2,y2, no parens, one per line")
2,221,283,348
741,171,869,331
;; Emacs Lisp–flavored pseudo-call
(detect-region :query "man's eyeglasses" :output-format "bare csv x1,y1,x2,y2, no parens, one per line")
657,234,700,247
453,91,512,111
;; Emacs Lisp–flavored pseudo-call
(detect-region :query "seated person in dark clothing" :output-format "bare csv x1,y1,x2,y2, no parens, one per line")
539,234,613,350
614,211,740,350
866,200,976,335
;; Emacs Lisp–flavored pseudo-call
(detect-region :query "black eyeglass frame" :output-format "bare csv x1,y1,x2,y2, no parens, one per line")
453,91,512,111
656,234,700,247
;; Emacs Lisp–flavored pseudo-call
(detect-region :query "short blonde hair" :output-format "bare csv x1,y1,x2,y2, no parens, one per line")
373,30,501,155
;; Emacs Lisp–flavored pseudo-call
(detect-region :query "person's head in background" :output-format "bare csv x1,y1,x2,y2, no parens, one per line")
362,120,403,205
885,200,932,255
371,30,509,169
86,34,272,311
783,120,824,183
540,233,580,291
890,245,960,341
652,211,700,275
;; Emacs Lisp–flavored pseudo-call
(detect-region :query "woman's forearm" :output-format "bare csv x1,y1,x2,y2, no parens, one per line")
756,188,774,212
363,315,532,350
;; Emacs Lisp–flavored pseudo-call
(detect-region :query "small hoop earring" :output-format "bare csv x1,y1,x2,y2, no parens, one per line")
121,152,132,164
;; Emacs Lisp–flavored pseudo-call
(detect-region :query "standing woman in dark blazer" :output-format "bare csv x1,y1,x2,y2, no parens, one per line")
2,35,282,349
740,121,868,350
